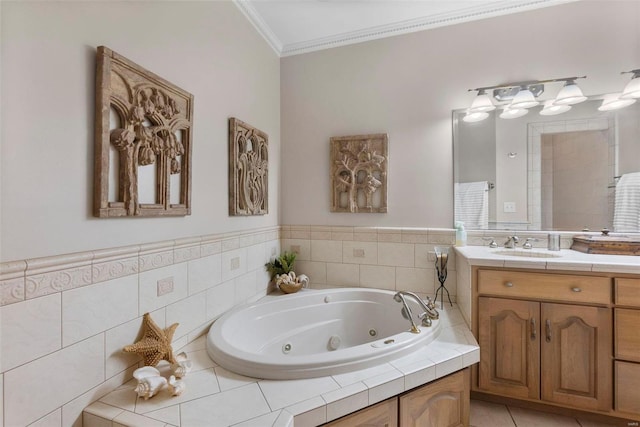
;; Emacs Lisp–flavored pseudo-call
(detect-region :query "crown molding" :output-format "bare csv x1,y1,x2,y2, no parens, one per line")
236,0,576,58
233,0,283,56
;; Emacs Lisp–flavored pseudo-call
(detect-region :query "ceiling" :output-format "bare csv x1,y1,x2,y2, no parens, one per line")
234,0,576,57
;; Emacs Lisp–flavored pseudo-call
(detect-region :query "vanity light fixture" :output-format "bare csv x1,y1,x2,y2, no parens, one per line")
468,89,496,112
462,110,490,123
539,99,572,116
597,93,636,111
621,69,640,99
466,76,585,120
553,79,588,105
510,87,539,109
499,106,528,119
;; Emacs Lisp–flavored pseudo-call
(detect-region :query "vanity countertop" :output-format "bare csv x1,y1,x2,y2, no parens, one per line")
455,246,640,274
83,304,479,427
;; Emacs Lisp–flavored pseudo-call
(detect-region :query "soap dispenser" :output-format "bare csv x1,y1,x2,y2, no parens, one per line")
455,221,467,246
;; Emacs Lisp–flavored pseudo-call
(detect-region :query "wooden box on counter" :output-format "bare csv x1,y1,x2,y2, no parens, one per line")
571,234,640,256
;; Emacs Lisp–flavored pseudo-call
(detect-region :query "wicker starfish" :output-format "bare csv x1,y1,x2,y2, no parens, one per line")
123,313,179,366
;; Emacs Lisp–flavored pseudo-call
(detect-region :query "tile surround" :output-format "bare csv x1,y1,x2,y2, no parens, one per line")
85,302,479,427
6,224,620,427
0,226,280,427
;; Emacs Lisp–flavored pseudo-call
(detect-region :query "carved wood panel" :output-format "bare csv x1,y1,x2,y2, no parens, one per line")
330,134,388,213
228,118,269,216
94,46,194,217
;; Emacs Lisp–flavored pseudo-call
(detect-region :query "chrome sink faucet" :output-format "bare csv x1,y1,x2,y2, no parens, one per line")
393,291,439,333
504,235,519,248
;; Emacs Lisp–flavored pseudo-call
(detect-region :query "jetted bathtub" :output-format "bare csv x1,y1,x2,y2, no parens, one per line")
206,288,441,379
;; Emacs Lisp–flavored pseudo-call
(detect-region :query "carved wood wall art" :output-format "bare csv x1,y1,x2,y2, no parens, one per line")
228,118,269,216
330,133,388,213
94,46,194,217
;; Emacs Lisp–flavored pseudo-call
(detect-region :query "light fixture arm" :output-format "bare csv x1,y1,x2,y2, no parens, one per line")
467,76,586,93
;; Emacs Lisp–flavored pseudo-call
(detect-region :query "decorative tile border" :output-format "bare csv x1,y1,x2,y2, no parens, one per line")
0,226,280,307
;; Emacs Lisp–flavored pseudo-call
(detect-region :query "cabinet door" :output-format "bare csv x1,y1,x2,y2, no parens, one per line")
323,397,397,427
478,297,540,399
541,303,612,411
399,369,469,427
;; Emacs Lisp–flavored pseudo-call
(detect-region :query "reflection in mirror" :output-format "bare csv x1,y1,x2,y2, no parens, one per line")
453,99,640,232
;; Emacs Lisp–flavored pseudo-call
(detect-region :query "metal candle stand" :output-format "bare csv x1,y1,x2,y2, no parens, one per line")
434,246,452,309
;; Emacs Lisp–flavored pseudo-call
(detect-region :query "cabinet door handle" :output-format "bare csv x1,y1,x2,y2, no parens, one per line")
505,282,514,287
530,318,536,340
571,287,581,292
545,319,552,343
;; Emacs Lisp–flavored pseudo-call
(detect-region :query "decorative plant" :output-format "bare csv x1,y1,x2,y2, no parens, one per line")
265,251,297,280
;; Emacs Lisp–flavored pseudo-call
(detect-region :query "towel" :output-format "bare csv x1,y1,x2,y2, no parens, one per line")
455,181,489,229
613,172,640,232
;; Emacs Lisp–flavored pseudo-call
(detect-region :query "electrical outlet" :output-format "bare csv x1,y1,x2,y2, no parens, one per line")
157,277,174,296
230,257,240,270
291,245,301,254
353,248,365,258
503,202,516,213
270,247,277,257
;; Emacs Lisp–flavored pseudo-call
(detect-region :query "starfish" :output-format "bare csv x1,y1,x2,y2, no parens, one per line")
123,313,179,366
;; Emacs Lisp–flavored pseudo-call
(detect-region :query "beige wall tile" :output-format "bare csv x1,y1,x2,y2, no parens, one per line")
377,243,414,267
342,241,377,265
63,275,138,347
311,240,343,263
295,261,327,285
188,254,222,295
92,256,138,285
26,264,93,299
414,244,435,269
246,243,267,272
166,293,207,340
235,271,259,304
221,248,247,282
1,293,61,372
281,239,310,261
396,267,434,294
4,334,104,427
201,240,222,256
207,280,236,319
353,231,377,242
359,265,395,290
221,237,240,252
30,408,62,427
326,263,359,287
139,245,174,273
139,263,188,314
264,239,280,261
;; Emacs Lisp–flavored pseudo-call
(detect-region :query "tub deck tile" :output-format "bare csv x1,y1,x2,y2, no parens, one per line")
84,303,479,427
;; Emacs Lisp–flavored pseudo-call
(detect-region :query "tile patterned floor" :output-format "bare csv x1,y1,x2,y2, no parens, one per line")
470,399,622,427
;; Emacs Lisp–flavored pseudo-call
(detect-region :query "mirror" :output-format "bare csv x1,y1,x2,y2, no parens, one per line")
453,98,640,232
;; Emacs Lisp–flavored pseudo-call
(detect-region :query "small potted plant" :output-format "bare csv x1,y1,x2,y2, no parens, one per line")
265,251,309,294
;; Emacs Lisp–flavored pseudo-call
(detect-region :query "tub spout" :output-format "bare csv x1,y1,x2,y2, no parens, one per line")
393,292,421,334
395,291,439,328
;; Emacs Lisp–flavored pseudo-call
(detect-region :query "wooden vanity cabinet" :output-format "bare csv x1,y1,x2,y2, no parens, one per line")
399,368,469,427
475,269,612,413
323,397,398,427
323,369,470,427
614,278,640,417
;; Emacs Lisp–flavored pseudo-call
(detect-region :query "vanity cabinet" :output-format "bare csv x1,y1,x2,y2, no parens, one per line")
323,397,398,427
399,368,469,426
323,369,469,427
475,269,612,412
614,278,640,416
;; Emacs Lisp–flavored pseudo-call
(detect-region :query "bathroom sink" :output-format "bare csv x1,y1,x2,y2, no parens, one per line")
492,249,562,258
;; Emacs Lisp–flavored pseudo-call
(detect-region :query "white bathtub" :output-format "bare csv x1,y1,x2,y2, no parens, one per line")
206,288,441,379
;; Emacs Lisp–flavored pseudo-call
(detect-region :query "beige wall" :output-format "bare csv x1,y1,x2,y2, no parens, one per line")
280,0,640,228
1,1,280,262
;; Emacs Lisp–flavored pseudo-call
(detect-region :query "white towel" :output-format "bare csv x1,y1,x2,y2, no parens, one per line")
613,172,640,232
455,181,489,229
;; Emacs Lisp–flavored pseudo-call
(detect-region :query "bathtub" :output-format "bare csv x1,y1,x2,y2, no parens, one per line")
206,288,441,379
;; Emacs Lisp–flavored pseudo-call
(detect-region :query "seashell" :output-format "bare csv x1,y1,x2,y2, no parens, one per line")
133,366,161,381
168,375,186,396
134,375,167,400
298,274,309,288
171,352,192,378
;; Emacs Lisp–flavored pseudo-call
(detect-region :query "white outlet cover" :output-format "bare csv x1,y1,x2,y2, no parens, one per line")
157,277,174,296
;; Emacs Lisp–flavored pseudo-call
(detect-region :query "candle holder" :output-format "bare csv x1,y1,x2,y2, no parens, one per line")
434,246,452,309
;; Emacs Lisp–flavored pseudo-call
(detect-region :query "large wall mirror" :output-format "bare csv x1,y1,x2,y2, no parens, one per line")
453,98,640,232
